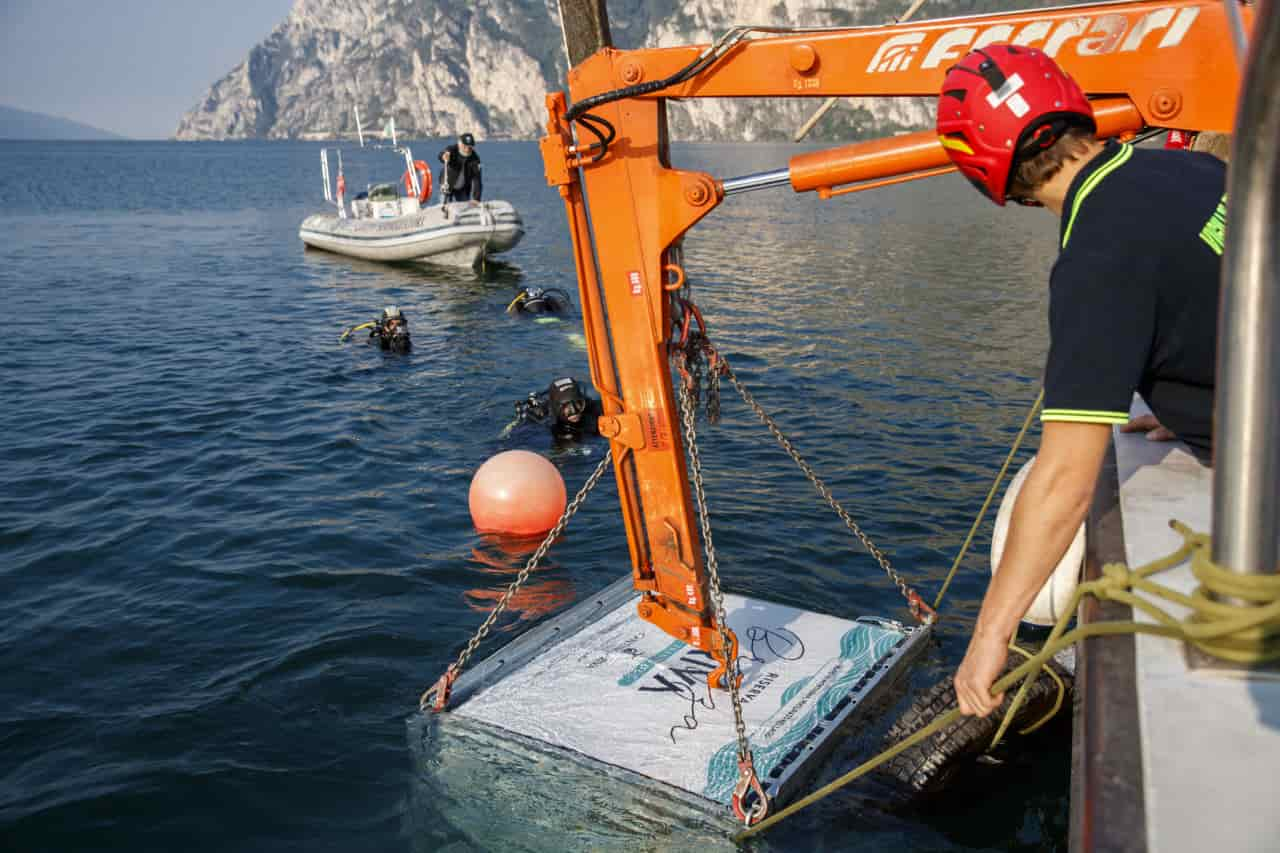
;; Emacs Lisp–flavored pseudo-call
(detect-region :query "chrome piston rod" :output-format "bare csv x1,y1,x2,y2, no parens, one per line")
721,168,791,195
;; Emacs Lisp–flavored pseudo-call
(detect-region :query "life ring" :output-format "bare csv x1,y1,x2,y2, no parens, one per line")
403,160,432,203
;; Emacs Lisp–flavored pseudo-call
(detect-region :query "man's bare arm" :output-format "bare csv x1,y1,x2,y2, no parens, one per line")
954,420,1112,716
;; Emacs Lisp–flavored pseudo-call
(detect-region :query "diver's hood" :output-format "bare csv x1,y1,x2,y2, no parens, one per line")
548,377,586,417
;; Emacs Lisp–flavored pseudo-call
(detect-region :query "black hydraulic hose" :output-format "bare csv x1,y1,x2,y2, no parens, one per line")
562,26,752,123
563,24,838,123
574,113,614,162
577,112,615,148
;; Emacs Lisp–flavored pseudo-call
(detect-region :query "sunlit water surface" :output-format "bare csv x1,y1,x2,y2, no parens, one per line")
0,140,1067,851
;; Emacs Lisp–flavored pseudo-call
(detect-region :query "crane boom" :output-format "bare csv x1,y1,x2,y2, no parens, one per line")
540,0,1250,691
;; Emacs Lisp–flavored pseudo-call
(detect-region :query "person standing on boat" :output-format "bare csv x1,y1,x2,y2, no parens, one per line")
438,132,483,203
935,45,1225,718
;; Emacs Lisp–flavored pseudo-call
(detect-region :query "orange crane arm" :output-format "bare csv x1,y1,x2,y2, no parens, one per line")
584,0,1243,131
539,0,1249,691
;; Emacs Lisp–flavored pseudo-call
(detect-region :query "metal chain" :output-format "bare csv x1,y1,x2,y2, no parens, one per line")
675,378,750,761
720,362,934,623
706,350,722,424
419,449,613,711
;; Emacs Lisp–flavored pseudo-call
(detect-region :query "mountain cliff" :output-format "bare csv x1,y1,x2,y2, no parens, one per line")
175,0,1038,142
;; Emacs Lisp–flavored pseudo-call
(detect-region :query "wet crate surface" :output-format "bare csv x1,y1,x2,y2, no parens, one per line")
453,578,929,808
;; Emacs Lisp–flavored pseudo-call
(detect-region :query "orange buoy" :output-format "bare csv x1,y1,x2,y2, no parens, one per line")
468,451,566,536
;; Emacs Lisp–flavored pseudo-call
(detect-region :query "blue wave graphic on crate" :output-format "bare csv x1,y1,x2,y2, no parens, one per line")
616,639,685,687
702,623,902,803
779,676,812,706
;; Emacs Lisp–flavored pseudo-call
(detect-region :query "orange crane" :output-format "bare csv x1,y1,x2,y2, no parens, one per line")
539,0,1249,695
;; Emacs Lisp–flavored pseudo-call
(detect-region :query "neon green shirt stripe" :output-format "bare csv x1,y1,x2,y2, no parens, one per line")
1062,144,1133,249
1042,408,1130,424
1043,408,1131,418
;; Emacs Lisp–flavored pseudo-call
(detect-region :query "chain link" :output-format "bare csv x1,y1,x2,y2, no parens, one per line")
419,449,613,711
719,362,933,623
674,377,751,762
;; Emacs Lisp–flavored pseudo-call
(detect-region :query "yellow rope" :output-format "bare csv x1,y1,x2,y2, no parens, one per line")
932,388,1044,611
1003,643,1066,738
736,521,1280,842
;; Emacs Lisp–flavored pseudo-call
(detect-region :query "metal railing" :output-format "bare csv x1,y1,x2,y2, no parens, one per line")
1213,0,1279,579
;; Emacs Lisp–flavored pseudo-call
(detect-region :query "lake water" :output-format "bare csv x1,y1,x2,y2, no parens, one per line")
0,139,1069,851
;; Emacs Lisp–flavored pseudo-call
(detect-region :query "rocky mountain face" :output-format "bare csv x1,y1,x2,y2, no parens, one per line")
175,0,1033,142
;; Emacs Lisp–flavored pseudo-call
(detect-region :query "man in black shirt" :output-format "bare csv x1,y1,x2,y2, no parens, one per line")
438,132,483,203
935,44,1225,717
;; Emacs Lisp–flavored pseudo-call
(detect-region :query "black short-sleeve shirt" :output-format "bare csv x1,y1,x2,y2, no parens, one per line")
1041,140,1226,459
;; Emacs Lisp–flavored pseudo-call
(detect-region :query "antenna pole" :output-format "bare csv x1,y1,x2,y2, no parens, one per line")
321,148,332,203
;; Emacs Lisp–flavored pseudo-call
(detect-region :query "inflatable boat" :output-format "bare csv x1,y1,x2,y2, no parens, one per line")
299,135,524,268
300,194,524,267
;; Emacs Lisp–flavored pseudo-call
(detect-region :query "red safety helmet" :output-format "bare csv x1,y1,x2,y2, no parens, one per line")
936,44,1095,206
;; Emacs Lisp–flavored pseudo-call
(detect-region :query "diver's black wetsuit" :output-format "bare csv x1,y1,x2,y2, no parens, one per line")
510,287,573,316
349,307,410,353
509,377,602,441
370,320,411,353
549,397,602,442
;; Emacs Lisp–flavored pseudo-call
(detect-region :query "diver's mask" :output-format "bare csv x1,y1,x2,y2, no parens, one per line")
549,377,587,423
560,397,587,422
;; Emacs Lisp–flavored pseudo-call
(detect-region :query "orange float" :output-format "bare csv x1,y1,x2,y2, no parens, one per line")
468,451,566,536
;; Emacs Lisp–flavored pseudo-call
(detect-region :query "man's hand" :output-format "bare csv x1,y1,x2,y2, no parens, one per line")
952,420,1109,717
442,151,452,163
1120,413,1176,441
955,631,1008,717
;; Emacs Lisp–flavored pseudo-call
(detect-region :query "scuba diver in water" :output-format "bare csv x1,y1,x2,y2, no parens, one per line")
507,286,573,318
503,377,603,442
340,306,412,353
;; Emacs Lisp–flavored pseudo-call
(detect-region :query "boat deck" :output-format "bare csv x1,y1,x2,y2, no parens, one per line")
1074,398,1280,852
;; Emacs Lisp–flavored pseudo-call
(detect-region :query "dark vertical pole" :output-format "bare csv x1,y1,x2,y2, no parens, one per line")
558,0,613,68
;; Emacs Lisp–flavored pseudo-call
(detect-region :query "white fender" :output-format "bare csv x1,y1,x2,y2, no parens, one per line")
990,456,1084,627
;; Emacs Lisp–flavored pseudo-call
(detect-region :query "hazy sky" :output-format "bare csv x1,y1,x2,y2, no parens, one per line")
0,0,296,138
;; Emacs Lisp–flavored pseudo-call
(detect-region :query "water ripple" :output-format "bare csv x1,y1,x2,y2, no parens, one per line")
0,140,1062,851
